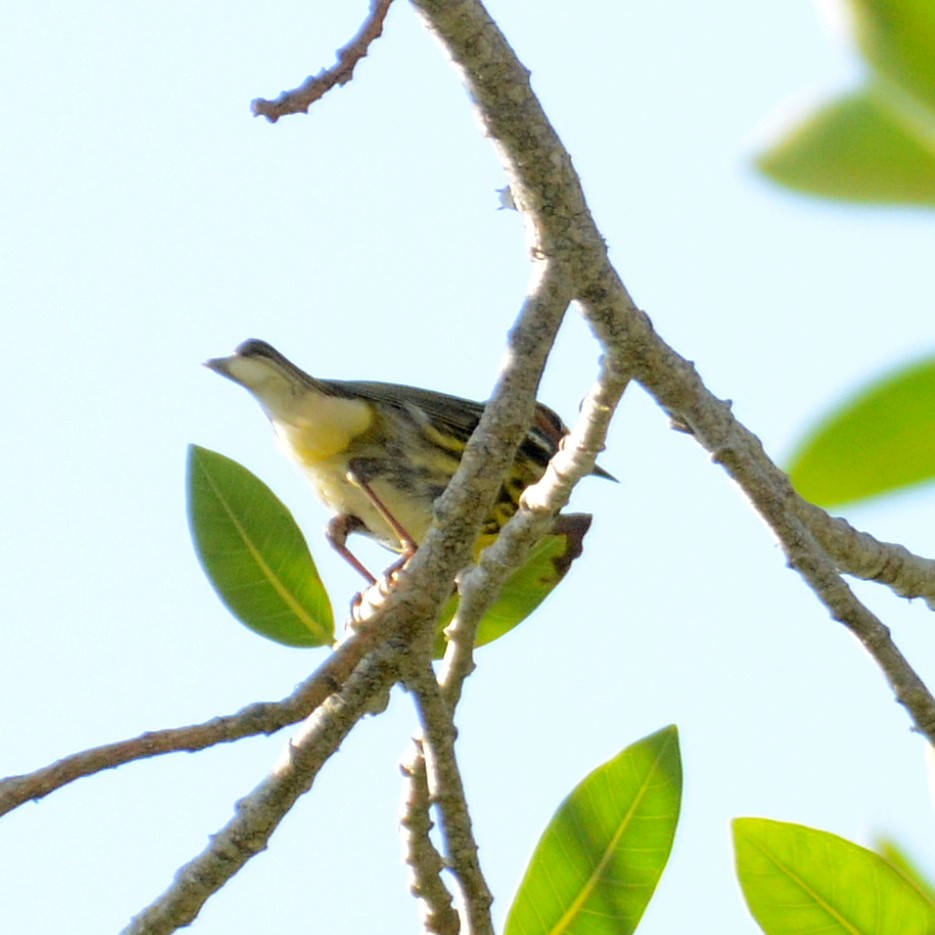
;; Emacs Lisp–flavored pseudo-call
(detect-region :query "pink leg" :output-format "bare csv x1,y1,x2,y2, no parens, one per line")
326,514,377,584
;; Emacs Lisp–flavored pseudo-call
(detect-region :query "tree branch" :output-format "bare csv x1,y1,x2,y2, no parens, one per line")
251,0,395,122
412,0,935,742
0,624,388,816
407,663,493,935
794,501,935,607
122,646,400,934
439,363,627,708
115,134,581,933
399,741,461,935
23,2,935,931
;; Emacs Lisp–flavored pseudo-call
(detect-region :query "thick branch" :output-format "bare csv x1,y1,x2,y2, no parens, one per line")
414,0,935,604
412,0,935,742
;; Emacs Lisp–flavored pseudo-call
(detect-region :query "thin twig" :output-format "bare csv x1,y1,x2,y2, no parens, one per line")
252,0,395,122
439,365,627,708
794,501,935,607
121,574,438,932
122,647,400,935
0,624,385,816
407,663,493,935
399,741,461,935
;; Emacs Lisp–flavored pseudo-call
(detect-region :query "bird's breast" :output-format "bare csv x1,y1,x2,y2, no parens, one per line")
271,395,374,463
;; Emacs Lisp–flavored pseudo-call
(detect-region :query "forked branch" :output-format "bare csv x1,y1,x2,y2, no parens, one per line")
411,0,935,742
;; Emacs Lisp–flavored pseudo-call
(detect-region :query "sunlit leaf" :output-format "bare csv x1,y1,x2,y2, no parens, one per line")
734,818,935,934
432,513,593,657
786,357,935,507
504,725,681,935
756,88,935,205
187,444,334,647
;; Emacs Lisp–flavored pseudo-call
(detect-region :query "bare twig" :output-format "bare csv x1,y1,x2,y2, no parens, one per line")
121,574,443,933
407,663,493,935
123,646,400,935
794,501,935,607
399,741,461,935
0,624,386,816
439,365,627,708
251,0,395,122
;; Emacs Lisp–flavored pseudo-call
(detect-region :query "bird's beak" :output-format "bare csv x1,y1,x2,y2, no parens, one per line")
204,349,278,394
204,354,235,378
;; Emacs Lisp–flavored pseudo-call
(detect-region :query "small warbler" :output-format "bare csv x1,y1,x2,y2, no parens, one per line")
206,339,613,582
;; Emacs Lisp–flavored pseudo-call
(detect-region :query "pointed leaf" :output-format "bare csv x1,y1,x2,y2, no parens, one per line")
756,88,935,205
504,725,682,935
187,444,334,647
787,357,935,507
734,818,935,935
433,513,593,657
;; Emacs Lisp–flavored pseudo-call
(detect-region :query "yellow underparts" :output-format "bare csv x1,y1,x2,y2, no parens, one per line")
273,394,374,466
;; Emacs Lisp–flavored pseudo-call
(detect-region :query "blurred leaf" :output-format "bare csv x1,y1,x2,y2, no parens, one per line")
504,725,681,935
877,837,935,905
756,88,935,205
843,0,935,113
432,513,592,657
787,357,935,507
734,818,935,934
187,444,334,647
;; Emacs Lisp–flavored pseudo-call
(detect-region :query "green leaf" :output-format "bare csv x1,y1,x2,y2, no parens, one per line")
504,725,682,935
786,357,935,507
734,818,935,935
432,513,593,657
756,88,935,205
843,0,935,114
876,837,935,906
186,444,334,647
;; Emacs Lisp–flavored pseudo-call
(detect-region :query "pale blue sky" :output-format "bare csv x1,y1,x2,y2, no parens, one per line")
4,2,935,933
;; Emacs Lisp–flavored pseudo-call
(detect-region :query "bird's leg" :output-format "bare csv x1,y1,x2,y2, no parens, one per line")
334,471,421,631
326,514,378,585
325,515,388,631
346,469,419,561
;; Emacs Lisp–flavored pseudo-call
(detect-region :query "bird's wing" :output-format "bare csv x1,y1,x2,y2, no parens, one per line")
324,378,614,480
325,379,489,443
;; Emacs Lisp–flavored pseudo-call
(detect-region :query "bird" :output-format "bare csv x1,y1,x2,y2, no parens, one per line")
205,339,613,583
